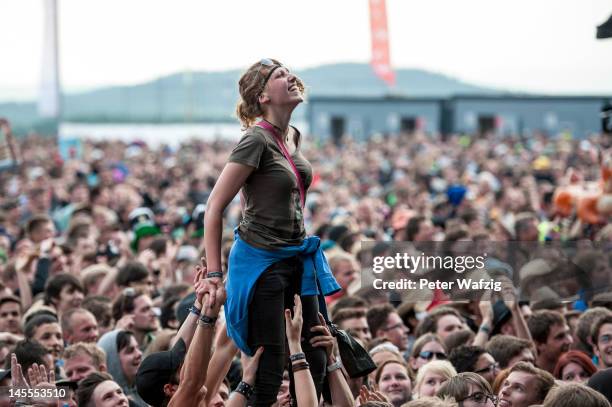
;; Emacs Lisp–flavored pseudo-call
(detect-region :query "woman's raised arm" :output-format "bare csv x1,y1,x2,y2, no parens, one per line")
202,162,254,303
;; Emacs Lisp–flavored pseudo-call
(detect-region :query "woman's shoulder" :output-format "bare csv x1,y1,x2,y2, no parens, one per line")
236,126,269,147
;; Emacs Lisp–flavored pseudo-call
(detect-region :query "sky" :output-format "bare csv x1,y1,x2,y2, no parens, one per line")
2,0,612,101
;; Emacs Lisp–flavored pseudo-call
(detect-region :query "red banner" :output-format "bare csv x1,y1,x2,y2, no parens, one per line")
369,0,395,87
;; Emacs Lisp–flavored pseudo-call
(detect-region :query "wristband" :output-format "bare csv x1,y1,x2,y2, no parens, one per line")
327,359,342,373
292,361,310,372
198,314,217,327
234,381,254,399
289,352,306,362
479,324,491,334
206,271,223,279
189,304,201,316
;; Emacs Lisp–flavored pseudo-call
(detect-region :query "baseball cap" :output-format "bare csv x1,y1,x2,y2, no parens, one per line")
136,338,187,406
131,221,161,252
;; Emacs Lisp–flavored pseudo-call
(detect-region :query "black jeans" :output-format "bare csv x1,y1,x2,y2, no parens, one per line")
247,257,327,406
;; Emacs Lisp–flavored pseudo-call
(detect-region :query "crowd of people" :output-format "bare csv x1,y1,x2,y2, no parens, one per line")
0,110,611,407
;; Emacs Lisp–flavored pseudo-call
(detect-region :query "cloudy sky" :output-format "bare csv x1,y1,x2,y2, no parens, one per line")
2,0,611,101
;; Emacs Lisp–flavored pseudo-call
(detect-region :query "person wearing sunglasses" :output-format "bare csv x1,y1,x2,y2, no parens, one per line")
437,372,498,407
449,345,500,386
201,59,341,406
408,333,448,380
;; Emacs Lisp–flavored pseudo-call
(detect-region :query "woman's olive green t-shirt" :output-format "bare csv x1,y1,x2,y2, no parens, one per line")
228,126,313,250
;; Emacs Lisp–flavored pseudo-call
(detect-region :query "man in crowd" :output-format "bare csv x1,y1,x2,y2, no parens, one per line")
0,295,22,335
404,216,436,242
25,214,55,245
327,252,358,303
591,314,612,369
528,310,573,373
112,288,159,349
43,273,85,316
116,261,155,297
4,339,54,375
485,335,536,369
498,361,555,407
415,307,466,341
61,308,100,344
367,304,410,351
24,313,64,365
333,308,372,343
64,342,108,382
449,345,500,385
574,307,612,356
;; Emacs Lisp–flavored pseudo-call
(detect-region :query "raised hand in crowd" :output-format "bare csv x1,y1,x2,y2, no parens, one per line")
285,295,318,407
199,273,222,312
498,276,532,341
169,272,225,407
171,258,215,363
240,347,264,390
310,313,335,359
226,346,264,407
271,393,292,407
285,295,303,348
310,312,354,407
358,385,390,406
10,353,57,407
27,362,58,407
473,290,494,347
136,249,156,275
193,259,207,308
203,322,239,406
115,314,135,331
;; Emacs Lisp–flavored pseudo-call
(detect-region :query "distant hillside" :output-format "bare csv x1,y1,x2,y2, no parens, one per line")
0,63,500,131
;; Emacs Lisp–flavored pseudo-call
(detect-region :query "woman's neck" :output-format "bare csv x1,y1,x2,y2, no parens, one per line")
263,108,292,136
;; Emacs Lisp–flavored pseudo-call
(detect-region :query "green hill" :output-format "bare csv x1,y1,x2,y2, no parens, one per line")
1,63,499,132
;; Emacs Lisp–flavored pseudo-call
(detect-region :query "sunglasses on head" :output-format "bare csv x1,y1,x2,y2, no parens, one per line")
255,58,285,92
418,351,447,360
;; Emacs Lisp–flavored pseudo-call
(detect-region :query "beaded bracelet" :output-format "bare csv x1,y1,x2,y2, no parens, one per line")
234,381,254,399
198,314,217,327
292,361,310,372
289,352,306,362
206,271,223,279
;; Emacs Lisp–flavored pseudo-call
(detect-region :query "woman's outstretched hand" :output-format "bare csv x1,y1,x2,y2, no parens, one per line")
358,385,390,405
197,257,222,310
201,281,226,319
